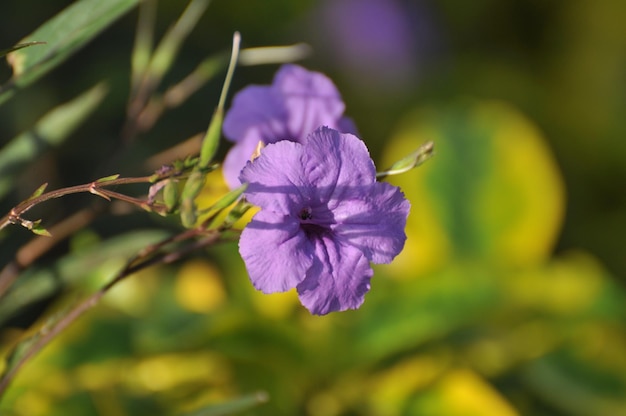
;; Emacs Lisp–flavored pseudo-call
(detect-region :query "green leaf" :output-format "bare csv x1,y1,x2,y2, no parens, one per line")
0,41,45,59
381,100,565,271
199,183,247,227
203,183,247,215
31,224,51,237
130,0,156,91
0,0,138,104
197,32,240,169
0,83,108,199
219,198,252,230
95,174,121,183
146,0,211,84
25,183,48,201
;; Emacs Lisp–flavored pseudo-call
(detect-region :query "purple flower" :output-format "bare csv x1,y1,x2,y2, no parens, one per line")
316,0,419,88
238,127,410,315
222,64,355,188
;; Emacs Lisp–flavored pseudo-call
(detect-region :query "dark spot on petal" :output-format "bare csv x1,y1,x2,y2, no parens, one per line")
299,208,313,220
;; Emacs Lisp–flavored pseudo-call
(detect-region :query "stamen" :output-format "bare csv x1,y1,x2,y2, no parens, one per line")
298,207,313,221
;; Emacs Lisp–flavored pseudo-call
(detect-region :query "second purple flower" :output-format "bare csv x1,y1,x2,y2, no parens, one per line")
222,64,355,188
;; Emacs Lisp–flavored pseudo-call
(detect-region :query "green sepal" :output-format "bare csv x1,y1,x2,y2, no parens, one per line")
180,198,197,229
181,169,206,201
163,180,180,212
179,169,207,228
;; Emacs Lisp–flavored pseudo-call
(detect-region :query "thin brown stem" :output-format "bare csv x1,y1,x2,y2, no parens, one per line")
97,188,168,215
0,176,155,232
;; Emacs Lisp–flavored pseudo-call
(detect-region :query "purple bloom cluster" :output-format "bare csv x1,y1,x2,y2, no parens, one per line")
224,65,409,315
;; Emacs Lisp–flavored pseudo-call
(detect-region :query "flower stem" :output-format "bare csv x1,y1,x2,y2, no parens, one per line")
0,176,154,232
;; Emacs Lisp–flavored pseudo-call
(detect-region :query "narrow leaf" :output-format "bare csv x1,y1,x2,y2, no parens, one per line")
219,199,252,230
198,32,241,168
130,0,156,92
26,183,49,201
199,183,247,228
146,0,211,85
0,41,46,59
0,0,138,104
95,174,121,183
31,225,52,237
204,183,247,215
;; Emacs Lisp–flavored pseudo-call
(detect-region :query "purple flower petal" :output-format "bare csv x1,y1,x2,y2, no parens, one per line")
239,139,311,215
274,64,346,138
301,128,377,200
332,183,410,264
222,86,288,144
239,209,314,293
297,236,373,315
222,136,263,190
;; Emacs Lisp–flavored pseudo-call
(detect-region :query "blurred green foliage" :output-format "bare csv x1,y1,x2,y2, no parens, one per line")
1,0,625,415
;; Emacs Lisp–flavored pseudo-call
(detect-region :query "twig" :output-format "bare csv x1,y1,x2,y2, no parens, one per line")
0,175,159,233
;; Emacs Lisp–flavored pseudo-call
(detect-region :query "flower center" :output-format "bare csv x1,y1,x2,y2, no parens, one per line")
297,207,328,237
298,207,313,221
